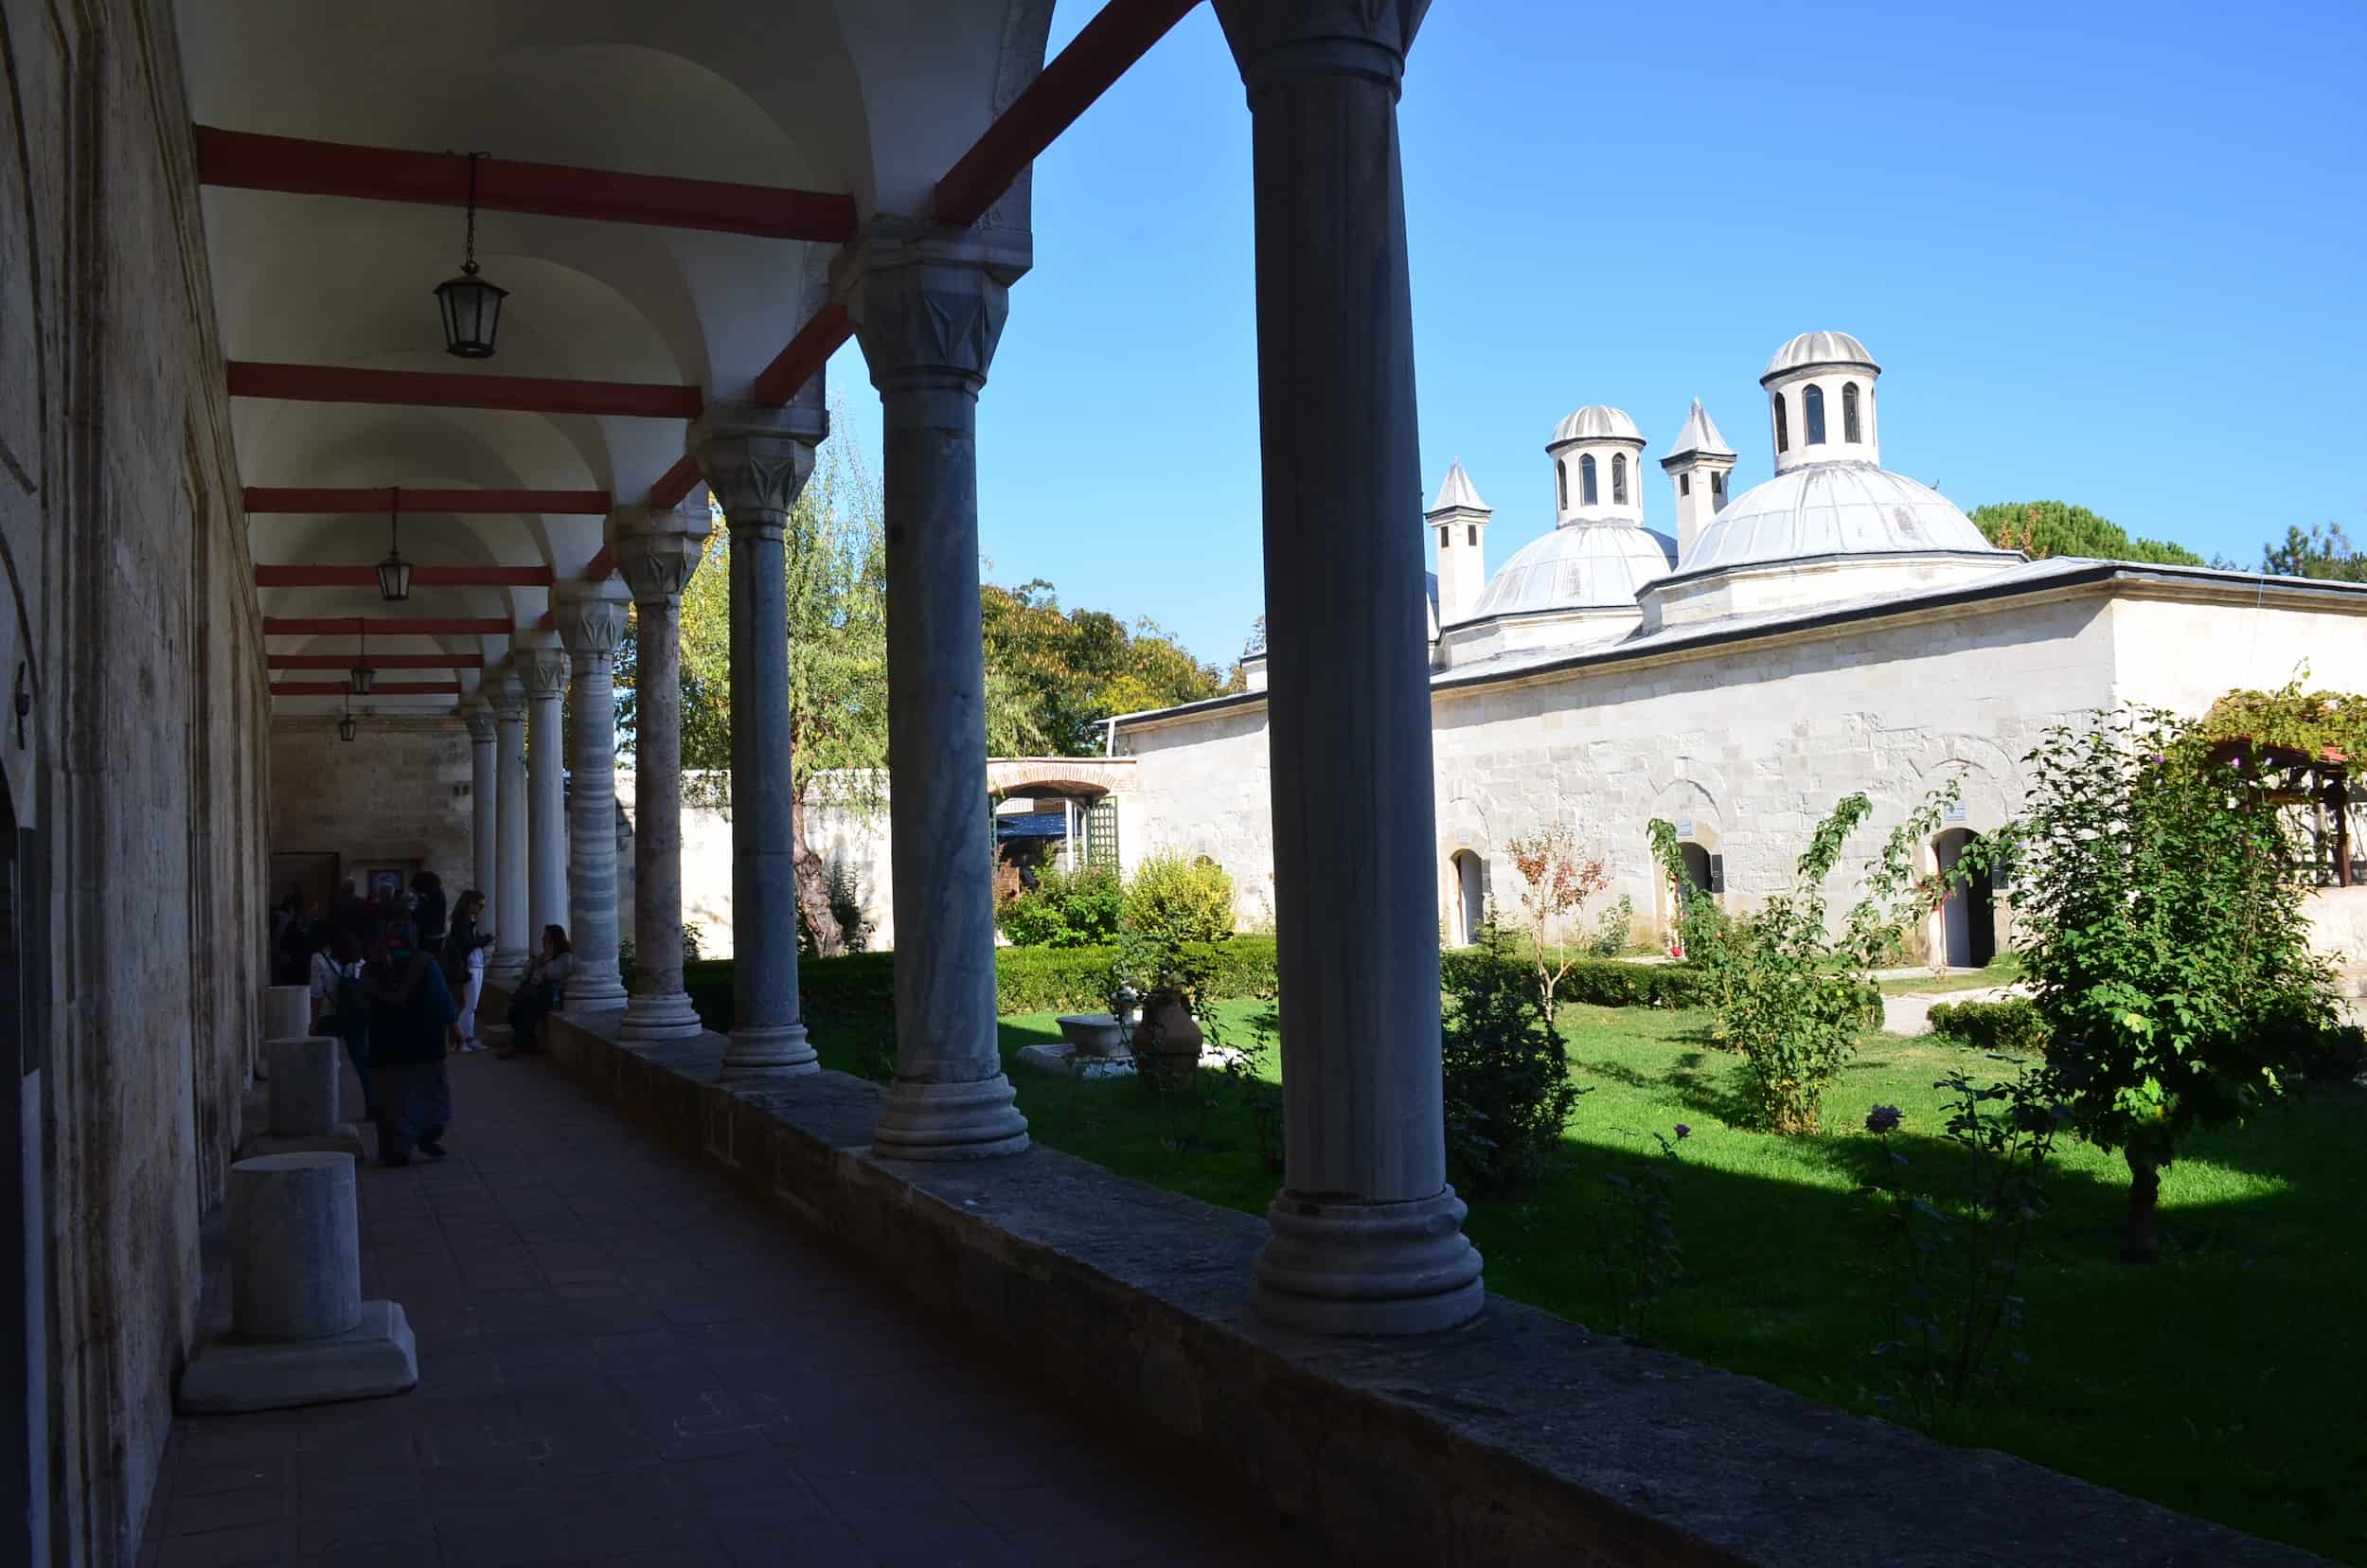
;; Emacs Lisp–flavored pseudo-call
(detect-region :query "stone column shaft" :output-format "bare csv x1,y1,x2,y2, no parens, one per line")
691,404,822,1073
616,504,711,1042
467,705,498,915
840,226,1029,1159
489,676,530,984
518,645,571,961
555,579,632,1011
1217,0,1482,1334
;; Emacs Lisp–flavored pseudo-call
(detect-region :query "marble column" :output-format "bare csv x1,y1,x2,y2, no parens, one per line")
552,579,632,1011
1215,0,1483,1333
614,502,713,1042
838,223,1028,1159
689,403,820,1074
466,704,498,913
516,640,572,964
487,669,530,985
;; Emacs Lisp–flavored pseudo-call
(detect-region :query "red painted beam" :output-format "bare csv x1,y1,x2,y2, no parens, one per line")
227,362,703,419
244,486,610,515
646,454,706,508
256,564,553,588
272,681,461,697
934,0,1201,226
580,546,615,581
196,126,858,242
270,653,483,669
265,616,511,636
752,301,852,409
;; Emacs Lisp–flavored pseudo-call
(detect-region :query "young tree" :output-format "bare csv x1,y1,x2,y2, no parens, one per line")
1504,821,1609,1026
1967,500,2206,567
2007,708,2339,1260
2261,521,2366,582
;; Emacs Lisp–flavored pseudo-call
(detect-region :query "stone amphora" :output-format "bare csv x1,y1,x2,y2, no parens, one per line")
1136,990,1202,1092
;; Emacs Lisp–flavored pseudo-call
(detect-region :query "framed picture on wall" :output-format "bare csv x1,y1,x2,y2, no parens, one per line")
368,868,405,903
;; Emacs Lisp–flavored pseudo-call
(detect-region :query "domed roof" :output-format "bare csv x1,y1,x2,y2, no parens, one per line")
1762,330,1879,382
1682,464,1997,573
1471,523,1674,618
1549,404,1643,448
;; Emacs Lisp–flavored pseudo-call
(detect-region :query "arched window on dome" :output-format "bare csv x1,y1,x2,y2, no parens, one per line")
1773,393,1789,453
1842,382,1862,444
1580,454,1599,507
1557,461,1568,511
1611,454,1629,505
1804,384,1827,445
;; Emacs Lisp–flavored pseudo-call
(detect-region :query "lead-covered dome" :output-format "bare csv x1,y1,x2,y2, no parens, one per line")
1471,522,1674,616
1549,404,1643,447
1763,330,1879,382
1683,464,1992,572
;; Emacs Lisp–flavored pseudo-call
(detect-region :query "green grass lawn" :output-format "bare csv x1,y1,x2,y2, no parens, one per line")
819,999,2360,1564
1877,953,2026,995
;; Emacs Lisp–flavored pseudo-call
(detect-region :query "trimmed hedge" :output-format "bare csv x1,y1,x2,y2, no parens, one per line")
678,935,1282,1033
1925,996,2049,1057
675,937,1704,1031
1439,947,1715,1010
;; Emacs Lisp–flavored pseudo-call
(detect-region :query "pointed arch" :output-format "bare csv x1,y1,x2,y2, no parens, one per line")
1843,381,1862,443
1579,454,1598,507
1557,460,1568,510
1773,392,1789,453
1611,453,1628,505
1804,383,1826,445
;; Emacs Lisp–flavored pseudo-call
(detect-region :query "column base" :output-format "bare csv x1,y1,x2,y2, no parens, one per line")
486,950,526,987
870,1076,1029,1161
618,989,704,1042
721,1023,818,1076
567,971,629,1013
1253,1186,1486,1336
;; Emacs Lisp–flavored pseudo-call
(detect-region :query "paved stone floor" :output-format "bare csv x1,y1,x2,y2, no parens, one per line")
140,1051,1316,1567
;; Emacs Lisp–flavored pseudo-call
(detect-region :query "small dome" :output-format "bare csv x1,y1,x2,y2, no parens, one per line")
1683,465,1997,572
1549,404,1643,448
1471,524,1674,617
1762,330,1879,383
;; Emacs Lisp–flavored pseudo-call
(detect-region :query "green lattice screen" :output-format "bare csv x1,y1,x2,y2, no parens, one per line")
1084,797,1118,872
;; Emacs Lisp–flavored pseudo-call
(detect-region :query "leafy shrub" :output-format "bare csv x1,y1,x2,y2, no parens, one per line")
1586,893,1634,958
1436,945,1715,1009
998,865,1123,949
1927,997,2049,1057
1122,853,1237,941
1441,921,1588,1194
2010,706,2341,1259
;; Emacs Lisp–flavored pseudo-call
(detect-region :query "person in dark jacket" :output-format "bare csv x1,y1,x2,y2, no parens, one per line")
411,871,448,953
276,900,324,987
442,890,494,1052
365,920,460,1167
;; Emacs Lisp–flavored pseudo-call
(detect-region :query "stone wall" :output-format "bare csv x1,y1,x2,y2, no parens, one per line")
1116,580,2367,950
270,717,476,899
2,2,274,1559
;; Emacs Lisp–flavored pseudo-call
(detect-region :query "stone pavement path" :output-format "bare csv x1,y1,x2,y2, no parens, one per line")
141,1053,1315,1567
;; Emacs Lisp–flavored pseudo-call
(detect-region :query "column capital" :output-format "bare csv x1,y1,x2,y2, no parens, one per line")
688,402,827,536
613,502,714,605
514,641,570,702
834,217,1031,394
1214,0,1425,92
489,667,527,723
465,703,498,744
552,578,632,666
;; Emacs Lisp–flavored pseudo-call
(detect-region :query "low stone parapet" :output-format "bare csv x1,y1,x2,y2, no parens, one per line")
536,1008,2324,1568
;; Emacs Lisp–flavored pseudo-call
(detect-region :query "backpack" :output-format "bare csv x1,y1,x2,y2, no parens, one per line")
331,967,369,1031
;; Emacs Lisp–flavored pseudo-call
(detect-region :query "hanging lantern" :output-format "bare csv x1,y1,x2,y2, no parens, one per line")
376,487,412,602
337,687,359,743
433,151,506,359
348,616,377,695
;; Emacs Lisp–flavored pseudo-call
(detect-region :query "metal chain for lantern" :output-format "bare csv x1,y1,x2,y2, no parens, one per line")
434,152,507,358
349,615,376,694
376,486,412,601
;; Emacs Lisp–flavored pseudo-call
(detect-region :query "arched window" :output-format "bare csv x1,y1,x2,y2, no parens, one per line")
1842,382,1861,444
1804,384,1826,445
1773,393,1789,453
1580,454,1599,506
1557,461,1568,510
1611,454,1628,505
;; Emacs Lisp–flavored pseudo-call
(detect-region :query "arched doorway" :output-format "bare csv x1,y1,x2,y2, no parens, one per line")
1933,829,1995,968
1450,850,1486,945
1679,842,1713,897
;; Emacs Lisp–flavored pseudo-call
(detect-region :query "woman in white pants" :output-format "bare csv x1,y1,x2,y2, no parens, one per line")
443,889,494,1051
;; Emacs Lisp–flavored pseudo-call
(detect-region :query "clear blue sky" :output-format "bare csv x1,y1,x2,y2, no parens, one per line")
824,0,2367,668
